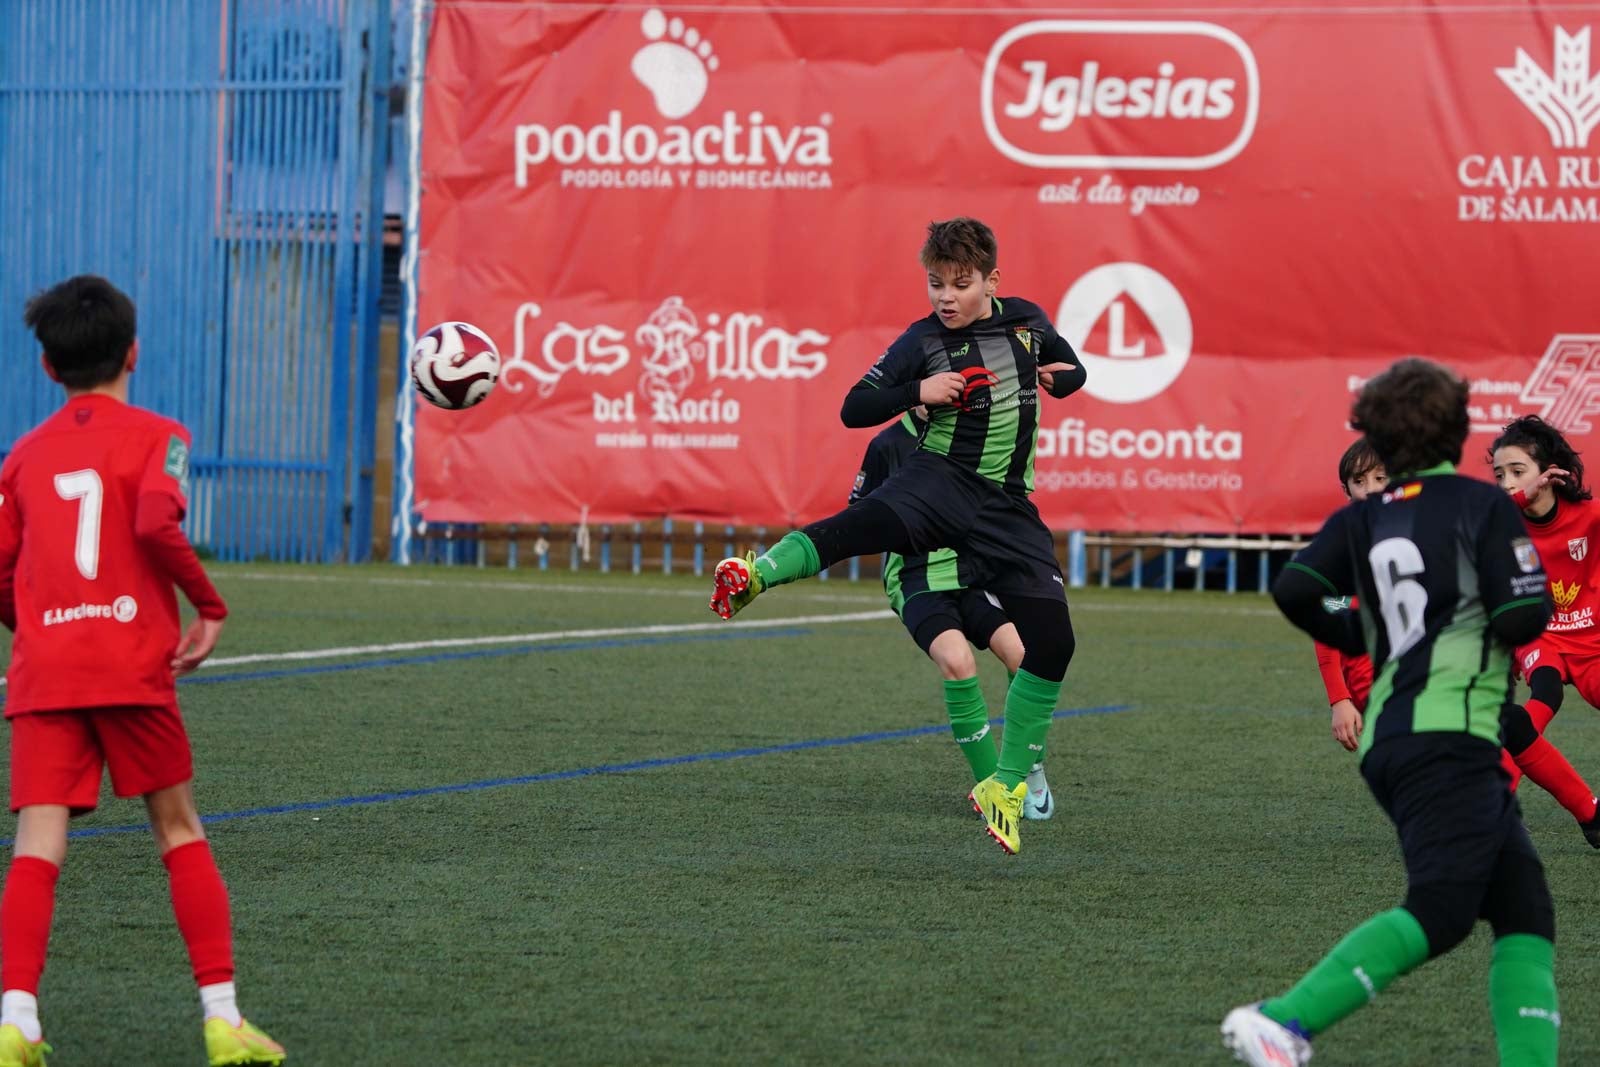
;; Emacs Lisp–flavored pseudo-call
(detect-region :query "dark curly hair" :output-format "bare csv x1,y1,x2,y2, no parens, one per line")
1350,358,1469,477
1489,415,1592,503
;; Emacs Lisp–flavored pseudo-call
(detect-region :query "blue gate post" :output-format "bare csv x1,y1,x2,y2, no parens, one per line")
348,0,393,561
324,1,371,561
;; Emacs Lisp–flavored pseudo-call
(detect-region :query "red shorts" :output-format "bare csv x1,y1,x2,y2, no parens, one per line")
1516,640,1600,709
8,705,193,814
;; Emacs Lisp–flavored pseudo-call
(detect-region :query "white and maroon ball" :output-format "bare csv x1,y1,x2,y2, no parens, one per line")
410,321,500,410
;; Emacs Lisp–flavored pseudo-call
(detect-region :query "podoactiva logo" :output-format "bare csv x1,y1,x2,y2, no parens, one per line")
515,8,833,191
982,20,1259,170
1056,264,1193,404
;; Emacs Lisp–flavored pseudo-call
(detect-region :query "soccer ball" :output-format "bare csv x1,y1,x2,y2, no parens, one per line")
410,321,500,410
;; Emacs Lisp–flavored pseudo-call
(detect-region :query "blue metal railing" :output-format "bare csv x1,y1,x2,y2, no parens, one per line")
404,521,1307,594
0,0,390,562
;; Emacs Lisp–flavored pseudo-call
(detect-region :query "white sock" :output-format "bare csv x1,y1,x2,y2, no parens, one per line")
1,990,41,1042
200,981,242,1026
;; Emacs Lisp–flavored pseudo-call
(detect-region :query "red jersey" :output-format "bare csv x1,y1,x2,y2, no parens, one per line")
1309,595,1373,710
0,395,225,716
1315,641,1374,712
1521,496,1600,655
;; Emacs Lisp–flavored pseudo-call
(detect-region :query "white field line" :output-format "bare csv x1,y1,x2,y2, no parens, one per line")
218,569,1281,616
0,582,1282,688
223,569,884,605
198,610,896,669
0,610,899,687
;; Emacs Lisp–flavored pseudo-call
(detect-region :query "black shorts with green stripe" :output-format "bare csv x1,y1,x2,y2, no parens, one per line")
870,450,1065,603
901,587,1011,655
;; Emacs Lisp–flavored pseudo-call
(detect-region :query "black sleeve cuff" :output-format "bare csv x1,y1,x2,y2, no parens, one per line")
1490,598,1553,648
1046,363,1087,399
841,380,919,428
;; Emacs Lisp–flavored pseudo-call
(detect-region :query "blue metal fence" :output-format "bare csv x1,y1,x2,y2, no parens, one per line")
0,0,390,561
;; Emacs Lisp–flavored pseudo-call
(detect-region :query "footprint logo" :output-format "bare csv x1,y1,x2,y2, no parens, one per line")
630,9,718,120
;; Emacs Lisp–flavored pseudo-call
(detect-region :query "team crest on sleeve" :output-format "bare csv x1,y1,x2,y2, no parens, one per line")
853,469,866,494
1514,537,1541,573
1569,536,1588,562
163,434,191,494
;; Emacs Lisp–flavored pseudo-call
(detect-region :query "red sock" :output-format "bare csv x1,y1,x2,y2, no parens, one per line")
0,857,60,994
1526,698,1557,734
162,841,234,987
1501,746,1525,791
1515,737,1600,822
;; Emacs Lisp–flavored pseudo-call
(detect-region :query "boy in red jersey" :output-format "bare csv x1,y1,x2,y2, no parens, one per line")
1490,415,1600,848
0,277,284,1066
1316,440,1385,751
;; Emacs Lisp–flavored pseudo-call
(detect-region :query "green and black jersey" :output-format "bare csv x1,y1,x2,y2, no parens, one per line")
849,412,985,615
1282,465,1552,759
848,297,1085,496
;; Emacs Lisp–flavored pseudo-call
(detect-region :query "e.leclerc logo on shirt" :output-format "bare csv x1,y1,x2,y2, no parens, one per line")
42,595,138,627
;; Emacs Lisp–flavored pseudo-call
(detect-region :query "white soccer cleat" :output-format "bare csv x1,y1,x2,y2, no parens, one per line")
1022,761,1054,821
1221,1004,1312,1066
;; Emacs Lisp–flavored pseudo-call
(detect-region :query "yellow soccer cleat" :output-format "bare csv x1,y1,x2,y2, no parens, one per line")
0,1024,49,1067
969,776,1026,855
204,1018,285,1067
709,551,767,620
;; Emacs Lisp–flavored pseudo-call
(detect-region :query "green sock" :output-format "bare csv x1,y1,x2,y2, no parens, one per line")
1489,934,1559,1066
943,677,997,782
995,670,1059,788
752,532,820,587
1002,670,1041,762
1262,907,1429,1036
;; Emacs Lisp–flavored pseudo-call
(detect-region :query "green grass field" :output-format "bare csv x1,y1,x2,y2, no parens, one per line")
2,563,1598,1065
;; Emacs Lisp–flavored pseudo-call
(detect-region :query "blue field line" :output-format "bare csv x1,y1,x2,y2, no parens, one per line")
184,628,817,686
0,628,814,708
12,703,1134,844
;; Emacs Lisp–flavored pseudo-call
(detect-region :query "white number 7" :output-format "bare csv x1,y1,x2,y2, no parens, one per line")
54,469,103,580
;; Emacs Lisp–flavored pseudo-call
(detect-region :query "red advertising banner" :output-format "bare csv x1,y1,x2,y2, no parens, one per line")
414,2,1600,533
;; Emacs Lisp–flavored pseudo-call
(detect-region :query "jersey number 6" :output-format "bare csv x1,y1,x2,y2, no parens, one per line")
1370,536,1427,658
